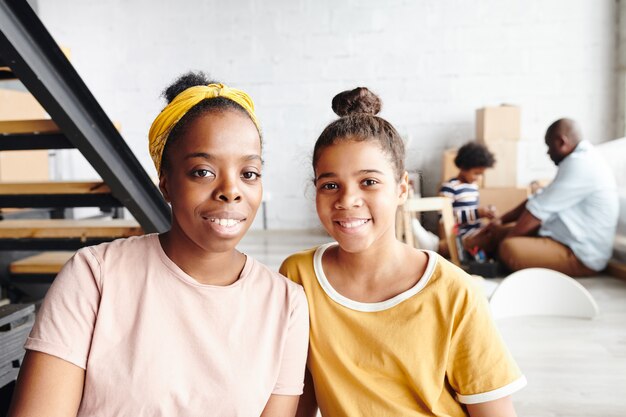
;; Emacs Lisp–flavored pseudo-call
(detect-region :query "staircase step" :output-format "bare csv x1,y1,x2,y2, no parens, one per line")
0,181,121,208
0,66,16,80
0,181,110,195
10,251,74,275
0,133,74,150
0,119,59,134
0,219,142,239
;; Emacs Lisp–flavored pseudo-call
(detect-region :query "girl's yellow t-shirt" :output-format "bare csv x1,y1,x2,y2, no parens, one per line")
280,243,526,417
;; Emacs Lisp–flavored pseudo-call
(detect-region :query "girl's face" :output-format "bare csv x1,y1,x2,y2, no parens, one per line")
314,139,408,254
159,110,262,254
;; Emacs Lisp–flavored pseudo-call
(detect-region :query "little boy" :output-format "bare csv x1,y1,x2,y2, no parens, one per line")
440,141,497,237
412,142,496,256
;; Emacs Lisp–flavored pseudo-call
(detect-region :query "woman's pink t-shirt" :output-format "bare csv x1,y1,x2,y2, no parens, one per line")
25,234,309,416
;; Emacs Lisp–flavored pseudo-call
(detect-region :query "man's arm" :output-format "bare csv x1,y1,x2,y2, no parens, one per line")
506,209,541,238
499,200,528,225
466,395,517,417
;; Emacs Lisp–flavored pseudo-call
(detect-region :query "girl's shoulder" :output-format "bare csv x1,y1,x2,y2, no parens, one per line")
279,245,322,280
428,254,488,309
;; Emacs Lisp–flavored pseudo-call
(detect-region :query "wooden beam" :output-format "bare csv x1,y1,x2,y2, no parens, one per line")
0,181,111,195
0,119,59,134
0,219,142,239
10,251,74,274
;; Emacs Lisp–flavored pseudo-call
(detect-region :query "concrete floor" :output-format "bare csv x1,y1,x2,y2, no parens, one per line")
240,230,626,417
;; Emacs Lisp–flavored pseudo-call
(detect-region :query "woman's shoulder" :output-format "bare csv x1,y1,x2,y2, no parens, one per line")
78,233,157,264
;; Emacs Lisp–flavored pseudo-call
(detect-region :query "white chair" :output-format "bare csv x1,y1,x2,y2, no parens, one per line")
398,196,461,266
489,268,599,320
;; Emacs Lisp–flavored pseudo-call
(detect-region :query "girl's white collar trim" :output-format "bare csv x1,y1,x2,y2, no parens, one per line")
312,242,437,312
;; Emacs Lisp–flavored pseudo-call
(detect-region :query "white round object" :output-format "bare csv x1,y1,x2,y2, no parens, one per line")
489,268,599,320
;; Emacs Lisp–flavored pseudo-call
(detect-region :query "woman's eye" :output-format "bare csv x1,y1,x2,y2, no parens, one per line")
192,169,213,178
320,183,338,190
362,179,378,186
242,171,261,180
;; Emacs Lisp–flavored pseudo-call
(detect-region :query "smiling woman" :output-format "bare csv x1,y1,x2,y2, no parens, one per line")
8,72,309,417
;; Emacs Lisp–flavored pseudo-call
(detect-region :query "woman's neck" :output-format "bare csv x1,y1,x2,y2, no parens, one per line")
159,229,246,286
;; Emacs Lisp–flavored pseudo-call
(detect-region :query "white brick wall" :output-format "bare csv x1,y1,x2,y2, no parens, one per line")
37,0,617,229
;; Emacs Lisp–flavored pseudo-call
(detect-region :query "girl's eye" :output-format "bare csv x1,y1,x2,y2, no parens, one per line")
192,169,214,178
320,183,338,190
362,179,378,186
242,171,261,180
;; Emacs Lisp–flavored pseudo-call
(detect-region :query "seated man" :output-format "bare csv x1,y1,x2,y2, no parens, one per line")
465,118,619,276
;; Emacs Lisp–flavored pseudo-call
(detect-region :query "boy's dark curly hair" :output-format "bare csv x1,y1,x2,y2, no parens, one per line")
454,142,496,170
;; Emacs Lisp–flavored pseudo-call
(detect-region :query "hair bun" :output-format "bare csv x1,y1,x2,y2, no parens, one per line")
163,71,218,104
331,87,382,117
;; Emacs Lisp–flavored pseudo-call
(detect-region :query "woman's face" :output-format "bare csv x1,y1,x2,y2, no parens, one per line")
159,109,262,254
314,139,408,254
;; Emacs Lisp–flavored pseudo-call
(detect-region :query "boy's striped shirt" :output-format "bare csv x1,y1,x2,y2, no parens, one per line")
439,178,481,234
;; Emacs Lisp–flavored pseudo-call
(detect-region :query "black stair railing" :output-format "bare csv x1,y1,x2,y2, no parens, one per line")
0,0,170,233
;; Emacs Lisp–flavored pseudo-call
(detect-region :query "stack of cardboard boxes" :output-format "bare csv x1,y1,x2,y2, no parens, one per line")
441,105,529,215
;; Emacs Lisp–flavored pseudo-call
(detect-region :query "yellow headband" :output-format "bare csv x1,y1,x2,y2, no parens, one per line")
148,83,260,175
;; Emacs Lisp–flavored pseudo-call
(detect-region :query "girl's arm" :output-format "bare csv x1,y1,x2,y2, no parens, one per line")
8,350,85,417
295,369,318,417
466,396,517,417
260,394,299,417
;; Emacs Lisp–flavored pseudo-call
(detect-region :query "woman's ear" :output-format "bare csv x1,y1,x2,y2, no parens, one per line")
397,171,410,204
159,174,170,203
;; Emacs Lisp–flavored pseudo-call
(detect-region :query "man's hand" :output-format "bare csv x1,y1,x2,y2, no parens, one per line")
478,205,497,219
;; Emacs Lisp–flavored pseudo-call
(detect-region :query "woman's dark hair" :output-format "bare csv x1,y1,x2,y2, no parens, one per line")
160,71,262,173
313,87,405,182
454,142,496,170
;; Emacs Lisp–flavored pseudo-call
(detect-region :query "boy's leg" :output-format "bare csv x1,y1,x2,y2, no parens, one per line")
498,236,597,277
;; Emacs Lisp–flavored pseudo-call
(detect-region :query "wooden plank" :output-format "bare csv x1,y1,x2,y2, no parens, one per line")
0,119,59,134
10,251,74,274
0,181,110,195
0,219,142,239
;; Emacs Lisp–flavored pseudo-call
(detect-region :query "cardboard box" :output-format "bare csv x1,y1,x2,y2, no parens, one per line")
482,140,518,187
476,105,520,143
0,89,50,182
479,187,529,216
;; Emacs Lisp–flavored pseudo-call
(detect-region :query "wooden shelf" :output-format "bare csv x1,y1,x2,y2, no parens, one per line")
0,181,111,195
10,251,74,275
0,119,59,134
0,219,142,239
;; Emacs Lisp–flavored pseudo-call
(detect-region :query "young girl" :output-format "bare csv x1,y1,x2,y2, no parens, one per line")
9,72,309,417
280,87,525,417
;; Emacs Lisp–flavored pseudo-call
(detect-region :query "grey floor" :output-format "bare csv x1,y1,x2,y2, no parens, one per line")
239,230,626,417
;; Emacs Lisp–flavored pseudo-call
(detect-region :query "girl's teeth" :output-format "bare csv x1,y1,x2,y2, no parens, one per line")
340,220,367,228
